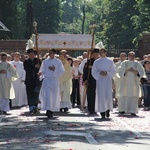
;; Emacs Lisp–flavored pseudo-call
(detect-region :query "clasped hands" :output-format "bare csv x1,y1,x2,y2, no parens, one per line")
125,67,138,75
37,65,55,76
35,64,40,68
100,71,107,76
0,70,7,74
83,80,88,87
48,65,55,71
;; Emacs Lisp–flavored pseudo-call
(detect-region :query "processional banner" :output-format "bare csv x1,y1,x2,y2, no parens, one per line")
33,34,94,50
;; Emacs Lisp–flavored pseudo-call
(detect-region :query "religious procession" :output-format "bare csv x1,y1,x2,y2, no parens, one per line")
0,38,150,120
1,1,150,149
0,0,150,122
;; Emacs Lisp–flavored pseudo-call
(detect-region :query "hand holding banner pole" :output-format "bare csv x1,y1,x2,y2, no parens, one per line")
81,24,96,111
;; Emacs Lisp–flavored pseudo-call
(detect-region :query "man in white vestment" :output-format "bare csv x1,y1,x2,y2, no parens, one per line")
11,52,27,108
117,51,145,116
59,50,72,112
0,52,18,114
38,49,65,118
92,49,116,119
113,53,127,105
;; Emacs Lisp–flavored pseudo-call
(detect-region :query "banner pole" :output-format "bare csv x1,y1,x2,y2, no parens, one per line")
33,19,39,64
81,24,96,111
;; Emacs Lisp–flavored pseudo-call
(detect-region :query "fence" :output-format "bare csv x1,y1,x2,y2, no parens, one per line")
69,49,138,58
107,49,138,57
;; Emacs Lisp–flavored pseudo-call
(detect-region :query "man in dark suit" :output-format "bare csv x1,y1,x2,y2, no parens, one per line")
24,49,41,113
83,48,100,114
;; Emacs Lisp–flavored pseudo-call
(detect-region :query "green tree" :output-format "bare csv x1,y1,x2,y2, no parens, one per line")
86,0,137,48
60,0,82,33
33,0,61,34
0,0,62,39
0,0,18,39
132,0,150,45
25,0,33,39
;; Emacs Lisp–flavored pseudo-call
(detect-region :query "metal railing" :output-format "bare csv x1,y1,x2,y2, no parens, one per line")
70,49,138,58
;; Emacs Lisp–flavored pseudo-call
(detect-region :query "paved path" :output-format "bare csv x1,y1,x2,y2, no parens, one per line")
0,107,150,150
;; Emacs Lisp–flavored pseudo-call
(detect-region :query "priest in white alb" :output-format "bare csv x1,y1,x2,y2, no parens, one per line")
38,49,65,118
113,53,127,104
11,52,27,108
0,52,18,114
117,51,145,116
59,50,72,112
92,48,116,119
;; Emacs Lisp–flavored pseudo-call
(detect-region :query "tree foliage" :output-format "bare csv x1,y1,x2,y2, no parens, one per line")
59,0,82,33
0,0,149,49
131,0,150,45
0,0,18,39
0,0,61,39
33,0,61,34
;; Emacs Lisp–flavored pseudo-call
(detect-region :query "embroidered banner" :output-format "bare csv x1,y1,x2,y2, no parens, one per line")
33,34,94,50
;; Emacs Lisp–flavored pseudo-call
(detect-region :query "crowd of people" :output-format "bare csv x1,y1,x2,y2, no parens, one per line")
0,48,150,119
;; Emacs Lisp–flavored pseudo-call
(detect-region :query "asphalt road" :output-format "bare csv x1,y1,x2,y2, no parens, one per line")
0,106,150,150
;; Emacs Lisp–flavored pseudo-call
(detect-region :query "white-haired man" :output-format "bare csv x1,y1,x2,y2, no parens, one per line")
117,51,145,116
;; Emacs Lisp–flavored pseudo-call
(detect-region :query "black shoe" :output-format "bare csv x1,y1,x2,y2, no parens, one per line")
119,111,125,115
60,108,63,112
2,111,7,115
93,112,97,115
101,112,105,119
106,110,110,118
72,105,75,108
30,108,38,114
64,108,68,112
131,113,136,116
88,111,96,114
46,110,53,118
77,105,81,108
102,116,105,119
88,112,94,115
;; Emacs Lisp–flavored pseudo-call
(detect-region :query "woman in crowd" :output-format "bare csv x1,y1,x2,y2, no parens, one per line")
142,60,150,110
